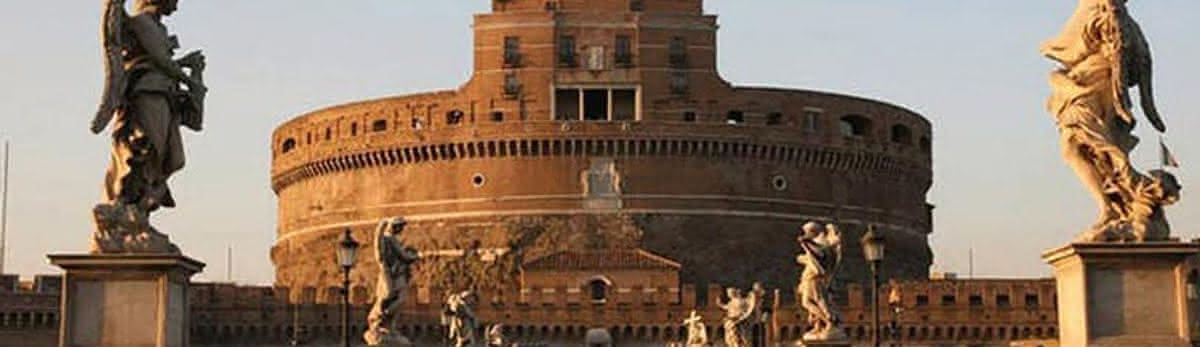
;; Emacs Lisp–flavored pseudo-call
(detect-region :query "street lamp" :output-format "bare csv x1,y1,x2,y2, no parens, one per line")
860,225,886,347
336,229,360,347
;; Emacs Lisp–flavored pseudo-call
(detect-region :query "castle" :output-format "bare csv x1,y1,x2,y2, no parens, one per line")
269,0,933,296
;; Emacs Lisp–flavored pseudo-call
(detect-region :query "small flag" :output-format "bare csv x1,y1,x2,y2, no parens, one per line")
1161,138,1181,168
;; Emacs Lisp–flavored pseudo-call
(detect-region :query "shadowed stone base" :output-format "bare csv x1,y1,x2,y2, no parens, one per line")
48,254,204,347
1042,242,1198,347
793,338,851,347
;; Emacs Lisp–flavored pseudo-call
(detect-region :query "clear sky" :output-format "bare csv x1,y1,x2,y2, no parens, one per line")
0,1,1196,285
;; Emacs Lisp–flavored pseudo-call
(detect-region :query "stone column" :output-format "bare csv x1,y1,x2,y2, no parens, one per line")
48,254,205,347
1042,242,1199,347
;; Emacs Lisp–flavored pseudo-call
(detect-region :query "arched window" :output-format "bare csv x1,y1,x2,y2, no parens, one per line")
446,110,464,125
588,278,610,303
839,115,872,137
891,124,913,144
281,138,296,154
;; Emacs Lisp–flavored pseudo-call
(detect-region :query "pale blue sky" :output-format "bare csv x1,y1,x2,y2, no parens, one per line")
0,1,1196,284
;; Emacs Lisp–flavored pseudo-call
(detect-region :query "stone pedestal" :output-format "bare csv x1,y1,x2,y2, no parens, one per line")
1042,242,1199,347
793,338,851,347
48,254,205,347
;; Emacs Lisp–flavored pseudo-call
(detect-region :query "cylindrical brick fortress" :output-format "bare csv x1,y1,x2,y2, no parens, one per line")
269,0,933,293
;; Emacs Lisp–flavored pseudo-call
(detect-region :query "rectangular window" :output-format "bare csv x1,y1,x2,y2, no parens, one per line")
504,36,521,66
615,35,633,67
583,90,608,121
558,36,576,67
670,72,689,94
803,110,821,132
630,0,643,11
941,295,956,306
1025,294,1039,307
767,112,783,126
969,295,983,307
612,90,636,121
555,89,580,121
726,111,744,125
916,295,929,307
996,294,1011,307
669,37,687,68
683,111,697,122
503,73,521,97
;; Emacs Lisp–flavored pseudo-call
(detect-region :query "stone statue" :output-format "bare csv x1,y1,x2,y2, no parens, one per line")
485,324,507,347
443,290,478,347
90,0,208,254
364,218,420,347
683,310,708,347
717,287,758,347
796,222,846,342
1042,0,1180,242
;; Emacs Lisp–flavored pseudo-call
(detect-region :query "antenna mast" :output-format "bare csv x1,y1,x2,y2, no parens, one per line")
226,246,233,282
1,141,9,275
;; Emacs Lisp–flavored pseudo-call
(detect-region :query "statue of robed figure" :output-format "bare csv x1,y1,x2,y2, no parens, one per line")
364,218,420,346
796,222,846,342
90,0,208,254
1042,0,1181,242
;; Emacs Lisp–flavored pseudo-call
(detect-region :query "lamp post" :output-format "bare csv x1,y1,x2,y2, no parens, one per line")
336,229,360,347
861,225,886,347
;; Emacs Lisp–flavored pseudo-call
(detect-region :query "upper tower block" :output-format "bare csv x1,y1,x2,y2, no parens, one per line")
491,0,703,14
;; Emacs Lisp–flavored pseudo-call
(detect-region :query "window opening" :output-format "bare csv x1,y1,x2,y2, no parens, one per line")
504,36,521,67
558,36,576,67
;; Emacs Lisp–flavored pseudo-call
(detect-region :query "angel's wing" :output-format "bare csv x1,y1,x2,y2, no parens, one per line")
1122,16,1165,132
374,220,391,266
92,0,129,134
825,225,843,277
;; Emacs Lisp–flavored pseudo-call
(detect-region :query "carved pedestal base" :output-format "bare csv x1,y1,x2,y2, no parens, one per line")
1042,242,1198,347
364,329,413,347
793,338,851,347
48,254,205,347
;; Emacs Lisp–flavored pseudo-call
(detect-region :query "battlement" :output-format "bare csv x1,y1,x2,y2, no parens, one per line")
0,277,1060,345
490,0,703,15
180,278,1059,345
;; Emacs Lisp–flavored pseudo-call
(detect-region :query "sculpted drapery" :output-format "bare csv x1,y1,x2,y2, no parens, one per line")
1043,0,1180,242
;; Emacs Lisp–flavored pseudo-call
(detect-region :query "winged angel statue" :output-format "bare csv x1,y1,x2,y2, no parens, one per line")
90,0,207,254
796,222,846,342
1042,0,1179,242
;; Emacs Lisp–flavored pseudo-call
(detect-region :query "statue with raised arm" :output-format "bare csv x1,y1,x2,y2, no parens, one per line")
443,291,478,347
364,218,420,347
718,287,755,347
683,310,708,347
796,222,846,342
90,0,208,254
1043,0,1180,242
